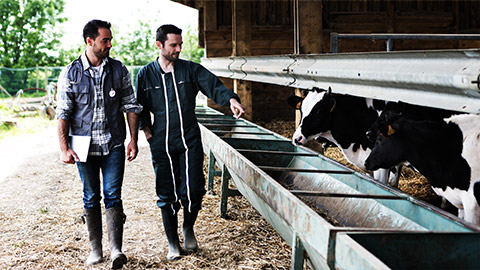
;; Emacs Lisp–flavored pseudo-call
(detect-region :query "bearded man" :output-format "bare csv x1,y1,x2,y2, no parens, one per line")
56,19,142,269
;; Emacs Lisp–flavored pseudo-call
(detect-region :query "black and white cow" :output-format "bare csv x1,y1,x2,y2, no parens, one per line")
365,111,480,225
364,101,461,188
287,87,398,186
366,100,460,143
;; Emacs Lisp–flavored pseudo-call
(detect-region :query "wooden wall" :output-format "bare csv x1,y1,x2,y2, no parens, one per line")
173,0,480,122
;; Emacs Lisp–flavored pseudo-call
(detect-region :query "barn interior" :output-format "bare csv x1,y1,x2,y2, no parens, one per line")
171,1,480,268
173,0,480,122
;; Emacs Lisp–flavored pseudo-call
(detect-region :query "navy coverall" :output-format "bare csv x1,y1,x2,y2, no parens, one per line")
136,58,240,214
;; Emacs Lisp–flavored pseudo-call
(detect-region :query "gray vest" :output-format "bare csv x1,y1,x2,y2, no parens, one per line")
67,57,127,145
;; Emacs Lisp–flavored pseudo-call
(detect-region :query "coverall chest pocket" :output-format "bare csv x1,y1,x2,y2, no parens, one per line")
144,85,166,113
71,83,90,104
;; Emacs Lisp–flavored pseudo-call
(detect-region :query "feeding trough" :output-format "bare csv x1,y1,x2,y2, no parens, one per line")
195,105,480,270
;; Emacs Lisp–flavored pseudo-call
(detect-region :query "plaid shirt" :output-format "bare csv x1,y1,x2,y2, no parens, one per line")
57,51,142,156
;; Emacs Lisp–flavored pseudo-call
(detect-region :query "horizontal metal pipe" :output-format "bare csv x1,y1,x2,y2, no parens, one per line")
259,166,354,174
332,33,480,40
201,50,480,113
237,149,318,156
212,130,273,135
197,118,241,122
200,124,253,127
289,190,405,200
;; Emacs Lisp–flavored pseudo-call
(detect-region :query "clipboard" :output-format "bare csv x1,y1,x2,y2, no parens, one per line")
69,135,91,162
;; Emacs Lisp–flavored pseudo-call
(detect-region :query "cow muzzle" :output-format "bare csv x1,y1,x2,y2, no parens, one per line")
293,135,306,145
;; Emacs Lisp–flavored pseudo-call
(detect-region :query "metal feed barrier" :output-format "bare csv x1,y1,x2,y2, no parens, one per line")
201,49,480,114
196,105,480,270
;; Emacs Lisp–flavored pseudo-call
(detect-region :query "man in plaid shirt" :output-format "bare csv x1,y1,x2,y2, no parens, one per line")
56,19,142,269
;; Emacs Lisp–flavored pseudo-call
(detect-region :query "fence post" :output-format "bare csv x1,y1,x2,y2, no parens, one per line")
36,65,39,95
44,66,48,89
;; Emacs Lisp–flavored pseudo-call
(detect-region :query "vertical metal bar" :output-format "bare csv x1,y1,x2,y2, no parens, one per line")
327,230,338,269
291,232,305,270
220,165,231,218
330,33,338,53
387,39,393,52
207,151,217,194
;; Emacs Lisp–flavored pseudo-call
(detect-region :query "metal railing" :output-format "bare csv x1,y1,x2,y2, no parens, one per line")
330,33,480,53
201,49,480,114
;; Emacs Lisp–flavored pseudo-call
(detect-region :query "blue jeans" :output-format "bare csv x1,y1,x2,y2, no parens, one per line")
76,146,125,210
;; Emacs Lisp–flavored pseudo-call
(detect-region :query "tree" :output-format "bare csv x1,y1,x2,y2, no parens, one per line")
113,22,204,66
112,20,158,66
0,0,67,68
181,25,204,64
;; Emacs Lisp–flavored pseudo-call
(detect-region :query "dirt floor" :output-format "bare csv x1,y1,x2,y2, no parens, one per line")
0,124,292,269
0,116,444,269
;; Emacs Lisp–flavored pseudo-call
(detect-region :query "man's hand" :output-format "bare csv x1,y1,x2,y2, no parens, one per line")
229,98,245,119
126,140,138,162
143,127,153,141
61,148,79,164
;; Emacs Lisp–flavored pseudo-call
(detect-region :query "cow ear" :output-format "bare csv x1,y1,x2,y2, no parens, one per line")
327,86,332,95
287,95,303,110
386,125,395,136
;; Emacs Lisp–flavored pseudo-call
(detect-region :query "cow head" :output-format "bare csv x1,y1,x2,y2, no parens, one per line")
365,111,406,170
287,87,336,145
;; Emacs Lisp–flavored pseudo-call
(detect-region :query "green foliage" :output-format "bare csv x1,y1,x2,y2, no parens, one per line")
0,0,67,68
181,26,204,64
57,43,84,65
112,20,158,66
112,20,204,66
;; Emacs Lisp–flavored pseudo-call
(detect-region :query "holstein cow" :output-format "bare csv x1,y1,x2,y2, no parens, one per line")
366,100,460,143
364,101,460,188
287,87,399,186
365,111,480,225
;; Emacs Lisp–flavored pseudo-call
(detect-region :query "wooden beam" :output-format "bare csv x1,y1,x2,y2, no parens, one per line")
298,0,324,54
232,0,253,121
204,0,217,57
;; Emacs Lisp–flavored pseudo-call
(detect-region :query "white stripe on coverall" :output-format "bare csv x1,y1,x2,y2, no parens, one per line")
160,73,179,215
171,70,192,212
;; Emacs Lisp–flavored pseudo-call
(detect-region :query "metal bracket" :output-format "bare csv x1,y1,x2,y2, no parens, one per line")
220,165,242,218
207,151,222,194
472,74,480,90
291,232,305,270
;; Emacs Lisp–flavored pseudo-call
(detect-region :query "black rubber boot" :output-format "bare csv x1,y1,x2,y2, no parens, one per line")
161,208,182,261
182,210,198,251
83,208,104,266
106,207,127,269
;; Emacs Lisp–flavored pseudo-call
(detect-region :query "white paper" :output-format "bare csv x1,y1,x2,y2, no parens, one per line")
69,135,91,162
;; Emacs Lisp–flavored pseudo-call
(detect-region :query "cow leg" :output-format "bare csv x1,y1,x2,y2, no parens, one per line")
387,165,402,188
373,169,389,185
461,194,480,226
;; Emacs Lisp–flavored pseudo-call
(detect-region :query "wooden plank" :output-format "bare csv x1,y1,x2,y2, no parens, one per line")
204,0,218,57
299,0,324,54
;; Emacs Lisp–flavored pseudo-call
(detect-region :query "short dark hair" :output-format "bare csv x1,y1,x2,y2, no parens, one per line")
83,19,112,44
156,24,182,45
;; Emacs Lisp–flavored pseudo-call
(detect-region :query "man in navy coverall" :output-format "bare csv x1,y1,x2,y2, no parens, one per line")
136,24,245,260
